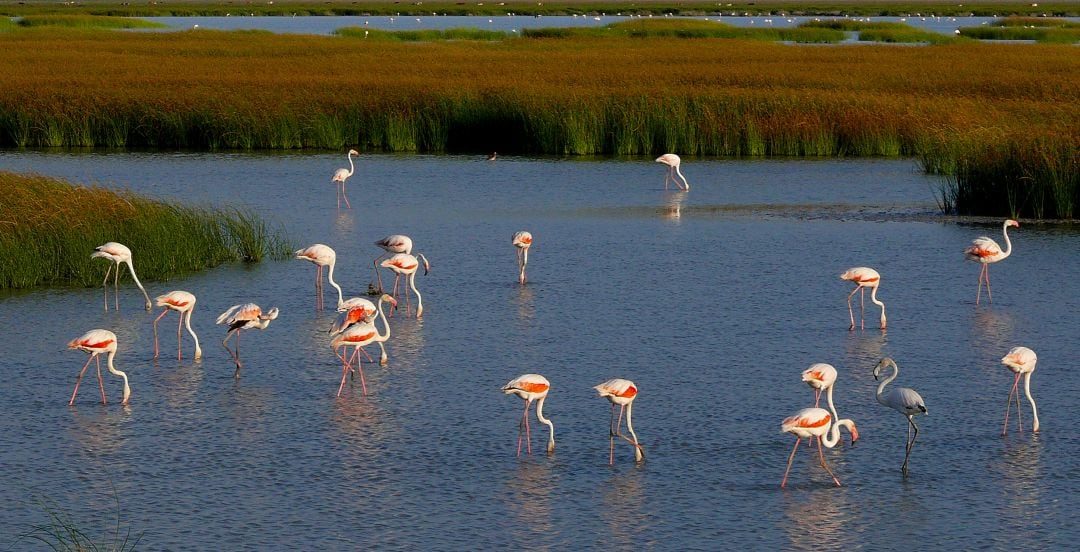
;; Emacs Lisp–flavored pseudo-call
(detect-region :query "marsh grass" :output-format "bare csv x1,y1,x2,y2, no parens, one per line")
16,14,168,29
0,171,291,290
958,25,1080,43
800,19,961,43
17,481,142,552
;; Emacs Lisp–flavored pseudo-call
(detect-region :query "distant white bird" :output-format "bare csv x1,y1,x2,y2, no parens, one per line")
331,149,359,209
874,357,927,476
216,304,279,378
655,153,689,191
964,219,1019,305
91,242,152,312
1001,346,1039,435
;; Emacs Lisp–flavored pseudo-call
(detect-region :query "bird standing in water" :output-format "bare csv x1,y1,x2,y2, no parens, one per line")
594,378,645,464
874,357,927,476
964,219,1019,305
502,374,555,456
91,242,152,312
512,231,532,285
216,304,279,378
67,329,131,406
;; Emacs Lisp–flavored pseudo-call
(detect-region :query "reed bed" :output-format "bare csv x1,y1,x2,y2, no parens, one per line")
0,24,1077,217
0,171,291,290
958,25,1080,43
15,14,168,29
800,18,961,43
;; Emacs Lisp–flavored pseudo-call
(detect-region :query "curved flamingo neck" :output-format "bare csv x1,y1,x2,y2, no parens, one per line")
825,384,838,421
346,152,356,177
408,272,423,317
870,286,886,326
1024,372,1040,431
875,361,898,403
375,296,391,342
326,261,344,307
999,221,1014,260
535,396,555,451
105,350,131,403
674,165,690,190
125,260,152,309
625,402,643,461
822,419,855,448
185,311,202,358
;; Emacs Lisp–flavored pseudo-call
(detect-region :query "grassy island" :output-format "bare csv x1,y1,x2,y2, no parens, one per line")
0,13,1076,218
0,171,290,290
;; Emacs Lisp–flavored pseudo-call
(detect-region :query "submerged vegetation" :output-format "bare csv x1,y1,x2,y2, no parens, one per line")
0,16,1076,218
0,171,291,290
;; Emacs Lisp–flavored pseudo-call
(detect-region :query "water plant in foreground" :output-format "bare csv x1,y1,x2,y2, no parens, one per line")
16,482,142,552
0,171,291,290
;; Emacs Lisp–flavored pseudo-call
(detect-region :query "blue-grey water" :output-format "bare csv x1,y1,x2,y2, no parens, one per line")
1,152,1077,549
139,14,1017,36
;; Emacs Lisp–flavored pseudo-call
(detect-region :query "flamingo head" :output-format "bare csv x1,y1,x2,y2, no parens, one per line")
1006,219,1019,228
264,307,280,321
381,294,398,310
848,423,860,446
873,357,894,380
421,256,431,275
348,149,359,156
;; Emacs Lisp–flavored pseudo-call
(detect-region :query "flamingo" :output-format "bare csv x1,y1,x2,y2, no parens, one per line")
502,373,555,456
216,303,279,378
488,152,498,161
152,290,202,361
840,267,886,330
655,153,689,191
295,244,344,310
874,357,927,476
372,234,413,293
330,294,396,396
594,378,644,464
1001,346,1039,435
512,231,532,285
964,219,1020,305
90,242,152,312
780,407,859,488
380,252,430,318
802,363,838,409
67,329,130,406
329,294,396,365
331,149,359,209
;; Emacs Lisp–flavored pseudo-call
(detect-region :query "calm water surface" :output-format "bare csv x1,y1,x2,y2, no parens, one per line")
1,152,1077,549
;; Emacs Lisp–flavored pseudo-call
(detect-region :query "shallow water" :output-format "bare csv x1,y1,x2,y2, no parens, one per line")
1,152,1077,549
140,14,1014,36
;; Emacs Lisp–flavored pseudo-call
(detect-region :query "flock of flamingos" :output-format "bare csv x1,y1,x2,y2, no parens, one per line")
63,151,1041,478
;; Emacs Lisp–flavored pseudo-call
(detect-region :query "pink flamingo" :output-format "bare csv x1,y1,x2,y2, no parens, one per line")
780,407,859,488
802,363,838,408
332,149,359,209
67,329,131,406
1001,346,1039,435
380,252,430,318
216,303,279,378
330,294,395,396
372,234,413,293
840,267,886,330
295,244,344,310
90,242,152,311
153,290,202,361
512,231,532,285
502,374,555,456
330,295,395,365
655,153,689,191
594,378,645,464
964,219,1019,305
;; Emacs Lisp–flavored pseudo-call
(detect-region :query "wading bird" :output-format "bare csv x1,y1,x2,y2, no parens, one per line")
216,304,279,378
655,153,689,191
372,235,413,293
512,231,532,285
295,244,344,310
964,219,1019,305
67,329,130,406
153,290,202,361
332,149,359,209
330,294,396,396
91,242,152,312
874,357,927,476
594,378,644,464
502,373,555,456
380,252,430,318
840,267,886,330
802,363,838,409
780,407,859,488
1001,346,1039,435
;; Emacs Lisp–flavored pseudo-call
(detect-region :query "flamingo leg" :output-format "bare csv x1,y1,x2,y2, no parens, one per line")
517,399,532,457
976,264,987,305
1015,375,1024,431
95,355,107,404
607,403,618,465
176,311,184,360
902,415,919,476
373,257,386,294
859,286,866,329
337,357,350,396
354,348,367,395
101,264,113,312
846,286,860,330
223,329,243,378
817,436,842,487
315,265,324,311
341,181,351,209
781,437,802,488
153,309,169,359
113,262,121,311
69,354,96,405
984,264,993,304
